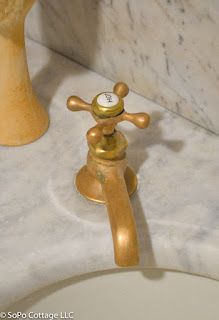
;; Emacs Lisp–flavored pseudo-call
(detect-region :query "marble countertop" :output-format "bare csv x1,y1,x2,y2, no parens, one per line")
0,39,219,309
27,0,219,134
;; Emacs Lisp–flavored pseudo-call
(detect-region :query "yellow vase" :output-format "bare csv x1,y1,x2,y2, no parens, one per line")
0,0,49,146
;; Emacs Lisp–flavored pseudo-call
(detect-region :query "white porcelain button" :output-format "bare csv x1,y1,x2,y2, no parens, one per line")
97,92,119,108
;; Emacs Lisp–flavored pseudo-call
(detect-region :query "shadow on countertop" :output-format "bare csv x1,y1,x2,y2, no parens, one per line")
124,110,184,269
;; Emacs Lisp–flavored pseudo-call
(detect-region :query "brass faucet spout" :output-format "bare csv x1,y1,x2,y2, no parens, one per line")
102,167,139,267
80,153,139,267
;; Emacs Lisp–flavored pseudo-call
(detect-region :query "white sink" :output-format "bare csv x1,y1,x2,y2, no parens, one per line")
8,269,219,320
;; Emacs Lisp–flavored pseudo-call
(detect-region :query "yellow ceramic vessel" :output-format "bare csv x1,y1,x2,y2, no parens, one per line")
0,0,49,146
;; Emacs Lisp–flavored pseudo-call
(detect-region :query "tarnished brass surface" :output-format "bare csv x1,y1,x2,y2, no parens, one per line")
113,82,129,98
67,82,150,267
0,0,49,146
88,130,128,160
76,152,139,266
76,164,137,204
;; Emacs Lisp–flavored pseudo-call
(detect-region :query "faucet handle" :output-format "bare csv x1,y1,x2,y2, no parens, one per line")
67,96,92,113
67,82,150,145
86,111,150,145
67,82,129,118
121,112,150,129
113,82,129,98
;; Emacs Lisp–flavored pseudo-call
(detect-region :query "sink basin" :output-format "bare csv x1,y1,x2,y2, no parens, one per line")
8,269,219,320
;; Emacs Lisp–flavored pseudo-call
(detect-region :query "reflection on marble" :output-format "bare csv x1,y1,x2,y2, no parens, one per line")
26,0,219,134
0,40,219,309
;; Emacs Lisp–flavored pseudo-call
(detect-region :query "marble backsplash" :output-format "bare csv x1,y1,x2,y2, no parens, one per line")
26,0,219,134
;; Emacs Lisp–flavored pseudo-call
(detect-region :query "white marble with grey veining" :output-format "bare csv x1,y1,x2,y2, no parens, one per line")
26,0,219,134
0,39,219,309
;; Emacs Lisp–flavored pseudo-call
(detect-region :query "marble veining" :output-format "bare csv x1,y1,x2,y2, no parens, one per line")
26,0,219,134
0,40,219,309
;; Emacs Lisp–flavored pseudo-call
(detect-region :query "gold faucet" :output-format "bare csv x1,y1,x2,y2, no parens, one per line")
67,82,150,267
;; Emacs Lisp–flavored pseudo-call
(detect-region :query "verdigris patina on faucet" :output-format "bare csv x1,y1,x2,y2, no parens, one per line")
67,82,150,267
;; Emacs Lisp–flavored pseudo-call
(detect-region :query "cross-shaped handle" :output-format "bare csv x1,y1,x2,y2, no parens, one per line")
67,82,150,144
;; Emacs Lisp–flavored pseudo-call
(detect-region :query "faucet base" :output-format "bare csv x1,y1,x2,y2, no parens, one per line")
75,165,137,204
